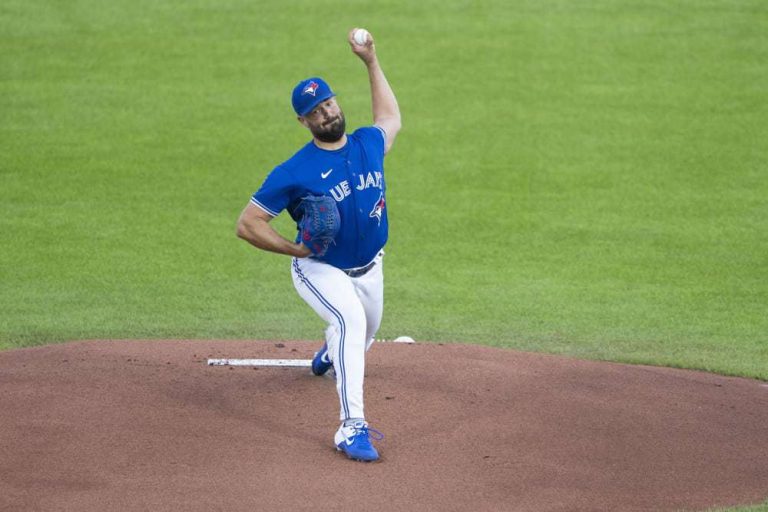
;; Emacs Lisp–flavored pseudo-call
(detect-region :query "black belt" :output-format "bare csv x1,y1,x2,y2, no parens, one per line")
342,259,376,278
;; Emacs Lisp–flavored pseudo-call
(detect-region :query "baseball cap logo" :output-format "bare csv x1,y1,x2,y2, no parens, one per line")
302,81,319,97
292,77,334,116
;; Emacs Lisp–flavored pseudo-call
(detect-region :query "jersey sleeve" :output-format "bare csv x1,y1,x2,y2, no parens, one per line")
354,126,387,158
250,165,294,217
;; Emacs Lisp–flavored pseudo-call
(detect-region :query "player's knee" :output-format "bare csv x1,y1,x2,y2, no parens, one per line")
326,317,364,346
340,310,367,347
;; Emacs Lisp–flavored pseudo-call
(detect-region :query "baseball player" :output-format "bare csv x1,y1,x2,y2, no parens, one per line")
236,28,401,462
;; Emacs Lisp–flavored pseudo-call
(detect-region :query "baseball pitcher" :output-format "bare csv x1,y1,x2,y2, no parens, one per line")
236,28,401,462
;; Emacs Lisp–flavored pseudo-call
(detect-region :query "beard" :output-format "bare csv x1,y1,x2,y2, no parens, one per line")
311,113,346,142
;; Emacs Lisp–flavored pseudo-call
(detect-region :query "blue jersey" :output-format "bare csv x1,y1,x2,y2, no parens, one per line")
251,126,388,269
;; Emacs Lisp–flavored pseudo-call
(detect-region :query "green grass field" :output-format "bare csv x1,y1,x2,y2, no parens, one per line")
2,1,767,510
2,1,766,374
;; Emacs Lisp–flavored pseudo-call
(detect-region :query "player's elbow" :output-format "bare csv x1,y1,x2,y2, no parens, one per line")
235,217,251,240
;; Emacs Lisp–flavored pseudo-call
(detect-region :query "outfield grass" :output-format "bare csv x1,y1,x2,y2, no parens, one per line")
1,0,766,389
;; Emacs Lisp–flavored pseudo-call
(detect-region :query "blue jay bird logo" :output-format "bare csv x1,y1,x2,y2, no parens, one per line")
303,81,319,96
369,193,386,226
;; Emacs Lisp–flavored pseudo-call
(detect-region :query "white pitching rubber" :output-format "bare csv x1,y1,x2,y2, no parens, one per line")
207,359,312,367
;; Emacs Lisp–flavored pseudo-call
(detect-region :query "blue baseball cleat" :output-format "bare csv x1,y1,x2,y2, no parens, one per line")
334,420,384,462
311,342,333,376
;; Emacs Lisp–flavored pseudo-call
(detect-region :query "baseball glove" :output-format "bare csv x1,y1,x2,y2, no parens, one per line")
296,195,341,257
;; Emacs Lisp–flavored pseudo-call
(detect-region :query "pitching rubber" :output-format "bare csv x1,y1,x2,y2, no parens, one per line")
207,359,312,367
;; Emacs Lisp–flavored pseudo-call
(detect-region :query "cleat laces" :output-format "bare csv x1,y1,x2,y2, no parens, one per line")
352,424,384,443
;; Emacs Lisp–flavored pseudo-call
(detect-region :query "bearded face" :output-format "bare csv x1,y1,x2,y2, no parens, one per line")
309,111,346,142
301,98,346,143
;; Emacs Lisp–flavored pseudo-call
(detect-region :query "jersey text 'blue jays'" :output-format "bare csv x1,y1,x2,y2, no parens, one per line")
251,126,388,270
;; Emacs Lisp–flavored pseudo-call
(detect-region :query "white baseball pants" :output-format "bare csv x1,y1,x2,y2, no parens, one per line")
290,252,384,421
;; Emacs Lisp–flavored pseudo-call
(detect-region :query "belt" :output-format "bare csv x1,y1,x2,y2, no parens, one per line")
342,259,377,278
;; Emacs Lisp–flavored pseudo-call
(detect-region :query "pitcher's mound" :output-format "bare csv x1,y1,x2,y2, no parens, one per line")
1,340,767,512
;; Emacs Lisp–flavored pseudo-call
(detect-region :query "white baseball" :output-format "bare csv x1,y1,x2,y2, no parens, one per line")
393,336,415,343
353,28,370,45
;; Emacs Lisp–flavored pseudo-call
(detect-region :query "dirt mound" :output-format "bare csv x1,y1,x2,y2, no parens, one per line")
1,340,766,512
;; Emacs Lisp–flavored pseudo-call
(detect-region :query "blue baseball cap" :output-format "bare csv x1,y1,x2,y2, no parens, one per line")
291,77,336,116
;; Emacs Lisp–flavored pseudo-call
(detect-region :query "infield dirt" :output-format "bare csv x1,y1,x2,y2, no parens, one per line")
1,340,767,512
